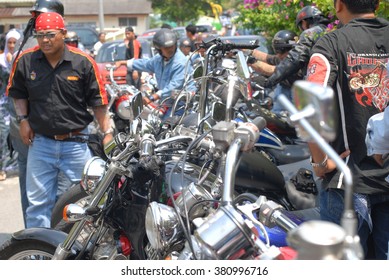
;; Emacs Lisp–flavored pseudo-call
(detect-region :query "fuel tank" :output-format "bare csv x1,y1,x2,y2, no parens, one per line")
235,150,286,193
251,104,297,137
166,150,286,195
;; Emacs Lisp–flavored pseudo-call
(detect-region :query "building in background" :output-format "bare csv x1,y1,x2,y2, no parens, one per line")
0,0,152,35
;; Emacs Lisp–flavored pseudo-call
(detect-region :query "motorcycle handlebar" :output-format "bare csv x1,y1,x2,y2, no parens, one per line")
252,116,267,132
212,43,260,52
202,37,259,52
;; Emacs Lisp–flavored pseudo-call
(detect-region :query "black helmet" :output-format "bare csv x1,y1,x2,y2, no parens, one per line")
30,0,64,17
153,28,177,49
272,30,297,54
179,37,191,48
295,5,322,28
65,31,79,46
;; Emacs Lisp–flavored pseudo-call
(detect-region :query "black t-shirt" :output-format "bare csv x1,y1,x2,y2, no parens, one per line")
307,17,389,194
7,45,108,136
125,39,142,60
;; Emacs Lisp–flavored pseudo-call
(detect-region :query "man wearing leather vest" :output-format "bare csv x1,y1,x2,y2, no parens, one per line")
263,5,330,89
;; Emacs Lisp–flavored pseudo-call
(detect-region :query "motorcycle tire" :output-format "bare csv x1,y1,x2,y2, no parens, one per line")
51,182,89,233
0,238,56,260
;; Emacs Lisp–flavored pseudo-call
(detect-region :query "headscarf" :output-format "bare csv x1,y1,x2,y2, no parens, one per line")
35,12,65,31
0,29,21,70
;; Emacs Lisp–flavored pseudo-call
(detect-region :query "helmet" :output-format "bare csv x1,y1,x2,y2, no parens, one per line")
65,31,79,46
272,30,297,54
179,37,191,48
152,28,177,49
30,0,64,17
295,5,322,28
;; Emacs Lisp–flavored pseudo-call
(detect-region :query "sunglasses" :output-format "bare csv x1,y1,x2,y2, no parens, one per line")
33,31,62,40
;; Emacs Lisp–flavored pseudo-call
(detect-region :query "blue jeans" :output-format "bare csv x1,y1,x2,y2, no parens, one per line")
8,98,72,228
25,133,92,228
319,187,389,259
271,84,292,114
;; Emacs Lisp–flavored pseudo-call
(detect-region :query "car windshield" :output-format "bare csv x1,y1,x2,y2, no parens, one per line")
67,27,99,50
95,41,126,63
95,39,154,63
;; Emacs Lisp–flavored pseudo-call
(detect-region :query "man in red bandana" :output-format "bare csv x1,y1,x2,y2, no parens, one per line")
6,12,112,228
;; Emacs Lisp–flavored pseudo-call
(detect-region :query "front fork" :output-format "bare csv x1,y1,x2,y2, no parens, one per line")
52,162,123,260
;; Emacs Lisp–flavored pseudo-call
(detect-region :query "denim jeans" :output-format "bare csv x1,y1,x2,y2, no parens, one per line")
25,133,91,228
319,187,389,259
8,98,72,228
271,84,292,114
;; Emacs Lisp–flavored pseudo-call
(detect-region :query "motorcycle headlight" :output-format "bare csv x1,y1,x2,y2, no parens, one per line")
175,183,213,219
81,156,106,194
115,94,131,120
145,202,184,250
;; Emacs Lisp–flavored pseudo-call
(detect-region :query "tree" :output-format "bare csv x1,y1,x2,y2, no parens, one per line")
236,0,389,41
149,0,210,26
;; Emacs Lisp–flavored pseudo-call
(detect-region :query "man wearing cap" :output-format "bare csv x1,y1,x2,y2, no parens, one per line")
6,12,112,228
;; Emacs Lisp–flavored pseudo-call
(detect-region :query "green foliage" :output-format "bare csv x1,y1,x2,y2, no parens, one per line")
150,0,210,26
236,0,389,42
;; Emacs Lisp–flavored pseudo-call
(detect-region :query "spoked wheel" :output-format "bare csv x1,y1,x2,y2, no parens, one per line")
0,239,56,260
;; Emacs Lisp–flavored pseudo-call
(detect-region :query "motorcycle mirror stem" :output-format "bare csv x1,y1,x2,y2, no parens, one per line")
278,85,364,260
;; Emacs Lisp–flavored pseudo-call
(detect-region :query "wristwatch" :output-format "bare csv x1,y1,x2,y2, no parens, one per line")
16,115,28,124
148,94,155,102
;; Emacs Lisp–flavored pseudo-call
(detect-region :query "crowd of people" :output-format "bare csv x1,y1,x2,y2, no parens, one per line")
0,29,21,182
0,0,388,260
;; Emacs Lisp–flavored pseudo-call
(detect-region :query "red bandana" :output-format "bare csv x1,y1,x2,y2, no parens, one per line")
35,12,65,31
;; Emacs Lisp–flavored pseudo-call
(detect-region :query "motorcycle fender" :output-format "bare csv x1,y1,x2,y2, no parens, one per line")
11,228,81,252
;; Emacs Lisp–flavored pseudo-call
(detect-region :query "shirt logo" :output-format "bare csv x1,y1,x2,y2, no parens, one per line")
67,76,79,81
30,71,36,80
347,53,389,111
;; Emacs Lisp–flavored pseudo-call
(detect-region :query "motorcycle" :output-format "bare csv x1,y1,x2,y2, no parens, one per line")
144,80,364,260
50,40,317,235
0,93,165,260
172,39,317,210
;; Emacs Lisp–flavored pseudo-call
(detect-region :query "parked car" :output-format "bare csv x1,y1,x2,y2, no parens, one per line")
67,25,99,53
140,27,184,42
95,38,154,85
173,26,186,39
140,28,160,37
196,24,214,34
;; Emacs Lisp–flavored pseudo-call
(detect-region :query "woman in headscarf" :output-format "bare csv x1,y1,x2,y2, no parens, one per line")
0,29,21,69
0,29,21,181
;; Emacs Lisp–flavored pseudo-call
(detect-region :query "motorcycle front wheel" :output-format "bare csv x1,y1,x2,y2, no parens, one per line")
51,183,89,232
0,239,56,260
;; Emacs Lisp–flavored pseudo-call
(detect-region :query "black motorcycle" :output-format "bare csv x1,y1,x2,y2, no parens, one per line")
0,94,165,260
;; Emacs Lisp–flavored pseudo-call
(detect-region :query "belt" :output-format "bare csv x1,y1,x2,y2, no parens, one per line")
44,129,88,141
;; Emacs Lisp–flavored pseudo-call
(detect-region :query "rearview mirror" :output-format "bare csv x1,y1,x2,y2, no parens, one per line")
236,50,250,81
212,101,226,122
111,46,118,61
291,81,337,141
235,50,251,100
129,92,143,121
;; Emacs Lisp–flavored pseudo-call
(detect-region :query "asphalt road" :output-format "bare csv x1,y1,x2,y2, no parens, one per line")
0,175,24,247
